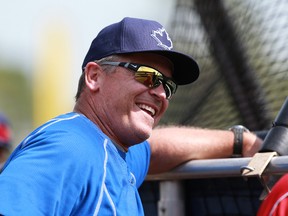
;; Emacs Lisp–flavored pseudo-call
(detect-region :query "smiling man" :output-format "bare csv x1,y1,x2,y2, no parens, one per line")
0,17,262,215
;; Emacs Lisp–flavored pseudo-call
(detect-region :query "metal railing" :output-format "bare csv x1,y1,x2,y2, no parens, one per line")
146,156,288,216
147,155,288,181
146,98,288,215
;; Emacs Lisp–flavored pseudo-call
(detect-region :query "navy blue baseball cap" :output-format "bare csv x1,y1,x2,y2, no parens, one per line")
82,17,199,85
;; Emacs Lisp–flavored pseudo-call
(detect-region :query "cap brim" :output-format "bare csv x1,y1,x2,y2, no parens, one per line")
152,50,199,85
85,47,200,85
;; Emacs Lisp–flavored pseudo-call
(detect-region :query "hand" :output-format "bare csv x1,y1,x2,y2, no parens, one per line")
242,132,264,157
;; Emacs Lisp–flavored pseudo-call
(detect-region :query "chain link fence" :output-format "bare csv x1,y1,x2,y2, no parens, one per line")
161,0,288,131
140,0,288,215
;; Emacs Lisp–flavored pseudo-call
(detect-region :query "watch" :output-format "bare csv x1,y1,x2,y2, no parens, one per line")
229,125,250,157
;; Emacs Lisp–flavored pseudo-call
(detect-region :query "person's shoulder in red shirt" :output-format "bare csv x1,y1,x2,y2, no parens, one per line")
258,174,288,216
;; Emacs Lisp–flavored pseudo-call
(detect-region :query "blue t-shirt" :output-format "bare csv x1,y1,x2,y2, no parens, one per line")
0,112,151,215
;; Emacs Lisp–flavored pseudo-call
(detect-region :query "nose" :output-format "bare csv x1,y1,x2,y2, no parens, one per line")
149,84,167,100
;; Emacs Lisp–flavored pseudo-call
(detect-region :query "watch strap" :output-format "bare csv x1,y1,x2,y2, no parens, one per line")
229,125,249,157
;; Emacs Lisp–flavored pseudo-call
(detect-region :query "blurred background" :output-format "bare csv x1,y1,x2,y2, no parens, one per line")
0,0,175,145
2,0,288,147
1,0,288,215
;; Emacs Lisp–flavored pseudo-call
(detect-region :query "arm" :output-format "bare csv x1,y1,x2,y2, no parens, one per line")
148,126,263,174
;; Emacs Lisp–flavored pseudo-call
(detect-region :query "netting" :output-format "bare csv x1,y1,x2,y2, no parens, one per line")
140,0,288,215
160,0,288,131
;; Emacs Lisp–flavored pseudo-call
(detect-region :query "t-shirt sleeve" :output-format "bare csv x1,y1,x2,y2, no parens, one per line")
126,141,151,188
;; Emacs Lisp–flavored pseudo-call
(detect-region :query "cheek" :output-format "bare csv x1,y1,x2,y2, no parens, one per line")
160,99,169,114
101,76,127,97
105,73,136,94
154,101,169,123
108,78,142,101
101,81,133,112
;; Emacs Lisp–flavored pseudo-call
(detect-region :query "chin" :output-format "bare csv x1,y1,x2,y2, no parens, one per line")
134,125,152,142
129,115,154,139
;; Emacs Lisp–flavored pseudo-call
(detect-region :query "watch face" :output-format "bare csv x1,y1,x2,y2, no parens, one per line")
230,125,249,132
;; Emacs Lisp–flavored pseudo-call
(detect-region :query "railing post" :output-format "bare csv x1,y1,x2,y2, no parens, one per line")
158,181,185,216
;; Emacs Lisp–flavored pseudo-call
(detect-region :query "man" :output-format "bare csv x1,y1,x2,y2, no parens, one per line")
0,17,262,215
0,113,11,169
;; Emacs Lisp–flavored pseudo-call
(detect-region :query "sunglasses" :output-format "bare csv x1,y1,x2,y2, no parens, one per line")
99,61,177,99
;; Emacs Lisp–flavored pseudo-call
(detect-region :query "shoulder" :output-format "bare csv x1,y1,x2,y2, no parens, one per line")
257,174,288,216
19,112,107,160
127,141,151,159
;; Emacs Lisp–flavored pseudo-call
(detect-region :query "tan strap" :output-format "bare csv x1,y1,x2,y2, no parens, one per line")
241,152,277,177
241,152,277,197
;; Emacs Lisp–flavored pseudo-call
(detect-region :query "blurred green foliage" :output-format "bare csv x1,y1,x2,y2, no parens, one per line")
0,68,33,147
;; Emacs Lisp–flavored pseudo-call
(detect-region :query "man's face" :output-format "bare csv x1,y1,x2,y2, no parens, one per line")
89,53,173,148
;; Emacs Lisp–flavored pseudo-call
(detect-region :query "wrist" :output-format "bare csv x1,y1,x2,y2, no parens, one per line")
229,125,250,157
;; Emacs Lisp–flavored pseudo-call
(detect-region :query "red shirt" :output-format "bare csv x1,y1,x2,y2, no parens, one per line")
257,174,288,216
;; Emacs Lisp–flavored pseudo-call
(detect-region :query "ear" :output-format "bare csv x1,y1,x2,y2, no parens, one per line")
84,62,103,91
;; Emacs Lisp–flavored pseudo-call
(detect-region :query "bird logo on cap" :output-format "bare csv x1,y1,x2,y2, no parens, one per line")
151,27,173,50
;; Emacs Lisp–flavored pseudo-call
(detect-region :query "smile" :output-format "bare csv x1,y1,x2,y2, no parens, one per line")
137,104,156,117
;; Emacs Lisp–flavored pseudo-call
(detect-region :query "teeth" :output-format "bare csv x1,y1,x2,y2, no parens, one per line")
138,104,156,116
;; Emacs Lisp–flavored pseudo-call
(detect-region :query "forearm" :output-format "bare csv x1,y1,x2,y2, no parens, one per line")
148,126,262,174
